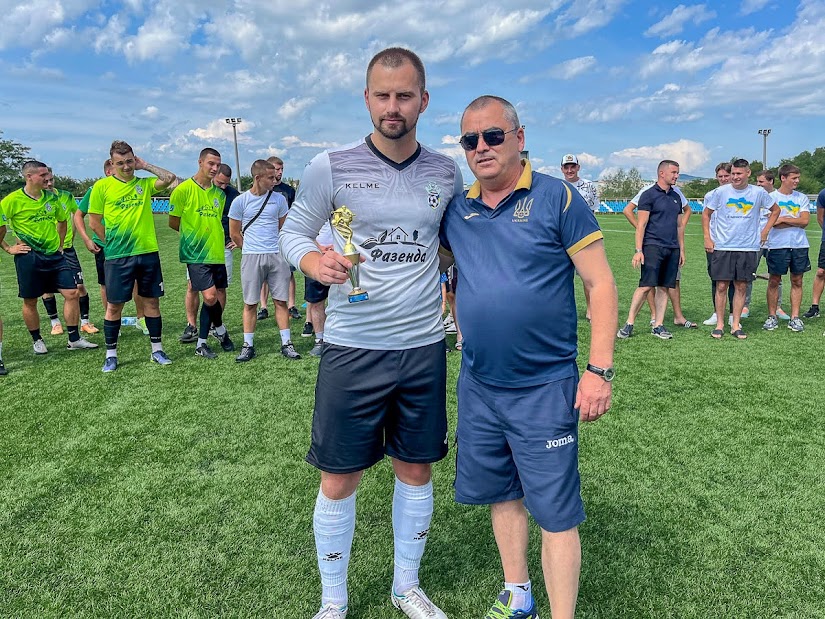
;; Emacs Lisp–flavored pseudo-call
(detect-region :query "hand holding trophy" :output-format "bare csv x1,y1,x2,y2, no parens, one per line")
331,206,369,303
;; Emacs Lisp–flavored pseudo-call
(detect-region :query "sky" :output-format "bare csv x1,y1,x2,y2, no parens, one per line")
1,0,824,184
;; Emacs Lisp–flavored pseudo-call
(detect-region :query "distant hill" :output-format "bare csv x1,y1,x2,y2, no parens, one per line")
679,174,708,182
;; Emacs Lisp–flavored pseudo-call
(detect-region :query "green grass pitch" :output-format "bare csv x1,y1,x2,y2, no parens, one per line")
0,217,823,617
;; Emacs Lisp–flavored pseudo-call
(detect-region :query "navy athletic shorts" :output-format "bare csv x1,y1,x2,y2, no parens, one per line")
455,368,585,533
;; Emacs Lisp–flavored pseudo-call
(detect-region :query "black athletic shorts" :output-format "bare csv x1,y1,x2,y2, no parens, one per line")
767,247,811,276
445,265,458,294
187,263,228,292
304,276,330,303
63,247,84,286
14,250,76,299
104,251,164,303
307,340,449,473
818,240,825,270
639,245,679,288
94,243,106,286
709,250,759,282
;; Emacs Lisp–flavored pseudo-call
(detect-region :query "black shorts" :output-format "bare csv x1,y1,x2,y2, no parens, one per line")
445,265,458,294
14,250,77,299
104,252,164,303
709,250,759,282
187,263,228,292
818,240,825,270
94,244,106,286
304,276,330,303
307,340,449,473
63,247,84,286
639,245,679,288
767,248,811,276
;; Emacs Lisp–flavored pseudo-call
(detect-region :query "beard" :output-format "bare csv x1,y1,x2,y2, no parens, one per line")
375,115,417,140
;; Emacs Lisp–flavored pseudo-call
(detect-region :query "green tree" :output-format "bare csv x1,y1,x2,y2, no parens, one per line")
599,167,646,199
777,147,825,194
0,131,31,197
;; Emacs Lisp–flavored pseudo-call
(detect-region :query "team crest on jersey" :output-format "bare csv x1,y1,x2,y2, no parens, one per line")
44,202,53,212
426,182,442,209
213,198,220,208
135,185,144,195
513,197,533,222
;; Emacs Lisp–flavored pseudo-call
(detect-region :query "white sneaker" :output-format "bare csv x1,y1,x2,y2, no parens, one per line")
312,604,348,619
703,313,718,326
33,339,48,355
391,586,447,619
67,337,99,350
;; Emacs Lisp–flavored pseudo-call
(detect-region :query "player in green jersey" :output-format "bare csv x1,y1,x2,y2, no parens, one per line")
0,160,98,354
41,172,99,336
169,148,234,358
88,141,176,372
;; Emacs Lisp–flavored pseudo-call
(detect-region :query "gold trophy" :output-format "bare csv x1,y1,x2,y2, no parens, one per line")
331,206,369,303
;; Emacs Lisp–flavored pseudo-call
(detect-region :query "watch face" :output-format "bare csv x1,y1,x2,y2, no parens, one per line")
604,367,616,382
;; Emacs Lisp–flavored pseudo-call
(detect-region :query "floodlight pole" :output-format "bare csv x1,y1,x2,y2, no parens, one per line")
758,128,771,170
225,117,243,188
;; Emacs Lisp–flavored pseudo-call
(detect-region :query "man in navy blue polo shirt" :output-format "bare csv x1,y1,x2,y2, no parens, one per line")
440,95,617,619
617,160,690,340
802,187,825,321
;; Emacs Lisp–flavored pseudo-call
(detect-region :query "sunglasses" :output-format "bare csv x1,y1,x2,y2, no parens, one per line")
459,127,517,151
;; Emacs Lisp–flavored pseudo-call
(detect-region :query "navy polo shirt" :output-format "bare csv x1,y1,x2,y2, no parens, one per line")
440,161,603,388
817,189,825,241
221,183,241,243
637,183,683,248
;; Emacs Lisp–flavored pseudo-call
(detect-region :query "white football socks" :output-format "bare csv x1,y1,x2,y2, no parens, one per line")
314,489,356,608
392,478,433,595
280,329,291,345
505,580,533,611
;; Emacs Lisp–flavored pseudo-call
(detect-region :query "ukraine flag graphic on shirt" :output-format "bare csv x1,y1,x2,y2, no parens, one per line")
726,197,754,215
778,200,801,216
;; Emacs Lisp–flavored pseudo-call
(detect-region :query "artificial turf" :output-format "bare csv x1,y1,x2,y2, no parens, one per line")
0,217,823,617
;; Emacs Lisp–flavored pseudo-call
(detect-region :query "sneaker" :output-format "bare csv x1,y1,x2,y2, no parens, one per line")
616,323,634,339
311,604,348,619
728,315,734,327
310,339,324,357
102,356,118,373
391,586,447,619
81,322,100,334
256,307,269,320
484,590,539,619
288,305,302,319
455,338,463,351
443,315,457,334
235,343,256,362
0,359,7,376
702,313,718,326
741,308,750,319
651,325,673,340
788,317,804,332
50,323,64,335
136,317,149,335
301,321,315,337
763,316,779,331
67,337,99,350
195,343,218,359
280,341,301,360
777,308,791,320
179,324,198,343
33,339,48,355
803,305,820,318
150,350,172,365
214,331,235,352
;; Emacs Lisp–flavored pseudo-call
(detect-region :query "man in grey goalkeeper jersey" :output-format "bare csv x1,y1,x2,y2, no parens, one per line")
280,48,462,619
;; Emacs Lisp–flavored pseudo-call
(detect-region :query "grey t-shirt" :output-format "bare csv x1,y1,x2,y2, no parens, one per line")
228,189,289,254
280,137,463,350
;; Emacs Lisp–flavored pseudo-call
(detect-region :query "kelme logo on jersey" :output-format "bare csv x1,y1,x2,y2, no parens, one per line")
726,197,754,215
513,197,533,222
426,182,442,209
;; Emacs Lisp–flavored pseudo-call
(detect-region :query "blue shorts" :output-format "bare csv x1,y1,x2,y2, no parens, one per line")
455,369,585,533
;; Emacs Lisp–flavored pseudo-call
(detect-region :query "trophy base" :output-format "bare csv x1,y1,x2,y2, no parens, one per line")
348,290,369,303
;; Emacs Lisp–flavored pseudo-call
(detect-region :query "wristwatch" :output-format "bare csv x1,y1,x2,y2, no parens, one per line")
586,363,615,382
635,248,643,253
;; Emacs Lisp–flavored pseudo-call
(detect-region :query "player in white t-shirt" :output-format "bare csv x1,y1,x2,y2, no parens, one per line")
702,159,779,339
762,164,811,332
755,171,789,319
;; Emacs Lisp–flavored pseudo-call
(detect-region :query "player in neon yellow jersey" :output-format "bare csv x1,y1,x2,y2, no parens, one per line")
41,172,99,336
88,140,176,372
169,148,233,358
0,160,98,354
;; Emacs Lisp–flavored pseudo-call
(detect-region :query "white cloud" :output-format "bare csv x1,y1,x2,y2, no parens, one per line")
278,97,316,121
521,55,597,83
0,0,97,50
441,135,461,145
256,146,288,158
611,139,710,172
576,152,604,167
740,0,770,15
189,119,256,142
645,4,716,38
281,136,338,149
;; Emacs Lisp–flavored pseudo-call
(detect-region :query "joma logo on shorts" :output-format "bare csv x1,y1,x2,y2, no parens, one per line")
546,435,575,449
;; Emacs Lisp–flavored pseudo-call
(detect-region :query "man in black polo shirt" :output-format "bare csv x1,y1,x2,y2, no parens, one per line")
618,159,689,340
